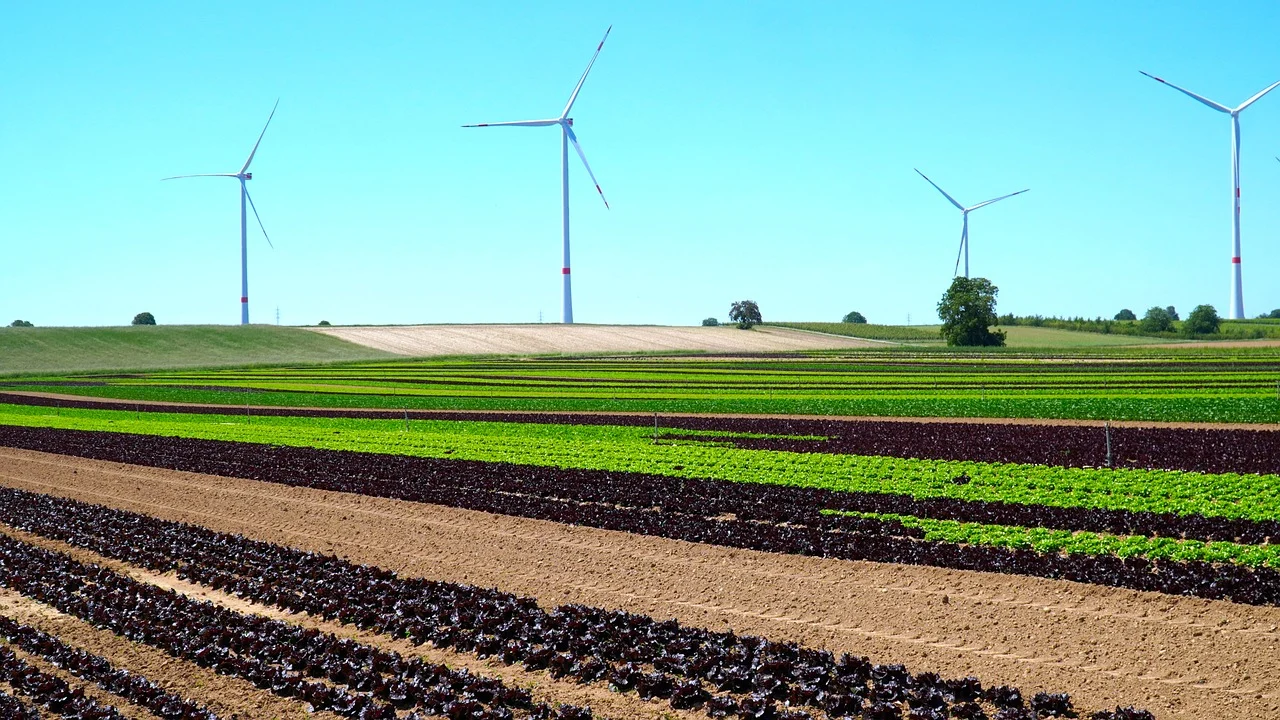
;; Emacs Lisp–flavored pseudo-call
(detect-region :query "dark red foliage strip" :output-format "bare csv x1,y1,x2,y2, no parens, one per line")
4,390,1280,475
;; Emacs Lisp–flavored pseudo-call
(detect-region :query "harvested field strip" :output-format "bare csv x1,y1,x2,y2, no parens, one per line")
3,407,1279,526
2,428,1279,606
0,485,1149,720
0,449,1272,720
7,391,1280,475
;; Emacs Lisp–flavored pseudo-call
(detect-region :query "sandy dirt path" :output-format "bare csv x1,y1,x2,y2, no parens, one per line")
1,448,1278,719
7,389,1279,432
308,324,888,355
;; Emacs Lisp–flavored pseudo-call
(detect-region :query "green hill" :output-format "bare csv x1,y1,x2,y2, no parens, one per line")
0,325,394,376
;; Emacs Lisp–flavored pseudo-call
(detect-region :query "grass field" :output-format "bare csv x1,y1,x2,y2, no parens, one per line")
0,325,394,376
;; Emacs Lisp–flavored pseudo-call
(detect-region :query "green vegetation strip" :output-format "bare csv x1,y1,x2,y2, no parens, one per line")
826,510,1280,568
3,403,1279,523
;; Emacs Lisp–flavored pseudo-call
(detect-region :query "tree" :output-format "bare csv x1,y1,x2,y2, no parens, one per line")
1264,309,1280,320
1113,309,1137,321
1165,306,1179,321
9,320,33,328
936,277,1006,347
132,312,156,326
1182,304,1221,336
1138,306,1174,334
842,311,867,324
728,300,762,329
318,320,332,326
701,317,719,327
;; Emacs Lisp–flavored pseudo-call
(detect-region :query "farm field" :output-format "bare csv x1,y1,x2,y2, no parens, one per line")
0,345,1279,718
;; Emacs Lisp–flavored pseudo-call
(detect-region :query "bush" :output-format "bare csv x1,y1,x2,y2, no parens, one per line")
701,317,719,327
1138,307,1174,334
842,311,867,324
1165,306,1179,321
131,312,156,326
1114,309,1136,321
729,300,762,330
318,320,332,326
9,320,33,328
1182,304,1221,336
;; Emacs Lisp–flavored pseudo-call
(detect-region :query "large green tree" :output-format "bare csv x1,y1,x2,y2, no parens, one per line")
937,277,1006,347
729,300,762,329
1138,306,1174,334
1182,304,1220,336
842,311,867,324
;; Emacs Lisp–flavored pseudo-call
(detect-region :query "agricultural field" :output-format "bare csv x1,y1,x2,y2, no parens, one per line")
0,343,1279,719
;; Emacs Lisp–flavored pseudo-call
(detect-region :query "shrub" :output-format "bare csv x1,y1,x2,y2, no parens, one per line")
131,312,156,326
1113,309,1136,321
842,311,868,324
9,320,33,328
701,318,719,327
318,320,331,326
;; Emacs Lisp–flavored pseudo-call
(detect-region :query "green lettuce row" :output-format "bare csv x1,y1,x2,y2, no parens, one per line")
2,403,1279,523
826,510,1280,568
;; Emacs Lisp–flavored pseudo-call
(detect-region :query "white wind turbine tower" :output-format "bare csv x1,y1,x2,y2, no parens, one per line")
1140,71,1280,320
914,169,1028,278
164,100,279,325
465,27,612,324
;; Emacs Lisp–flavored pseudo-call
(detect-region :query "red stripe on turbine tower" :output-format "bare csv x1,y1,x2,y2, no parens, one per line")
562,268,571,274
241,296,248,302
1232,257,1241,264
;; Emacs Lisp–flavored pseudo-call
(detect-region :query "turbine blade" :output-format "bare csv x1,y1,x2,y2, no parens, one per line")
968,188,1029,211
161,173,238,180
244,185,273,249
562,26,612,118
914,169,964,210
1139,71,1232,113
462,119,560,127
564,124,609,209
1236,79,1280,112
240,99,280,175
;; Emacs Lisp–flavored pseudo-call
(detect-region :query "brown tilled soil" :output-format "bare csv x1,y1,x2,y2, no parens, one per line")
308,324,888,355
1,447,1279,719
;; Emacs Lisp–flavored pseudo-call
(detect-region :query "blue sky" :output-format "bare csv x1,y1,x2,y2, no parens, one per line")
4,1,1280,327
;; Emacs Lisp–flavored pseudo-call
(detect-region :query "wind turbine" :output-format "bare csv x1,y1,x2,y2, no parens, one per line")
914,169,1028,278
1140,71,1280,320
464,27,612,324
164,100,278,325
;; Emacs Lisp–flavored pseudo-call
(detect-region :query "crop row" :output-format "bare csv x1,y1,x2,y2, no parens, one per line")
0,642,126,719
5,405,1280,528
0,690,41,720
1,416,1276,546
0,614,218,720
6,390,1280,475
828,511,1280,568
0,486,1154,720
4,424,1280,608
0,531,579,720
